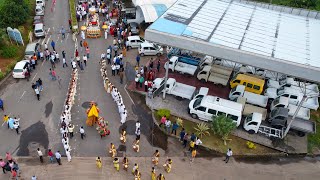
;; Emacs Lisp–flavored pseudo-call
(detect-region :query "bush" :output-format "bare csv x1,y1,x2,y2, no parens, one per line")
0,0,29,28
156,109,170,119
0,71,5,80
0,46,18,58
69,0,78,32
211,115,237,145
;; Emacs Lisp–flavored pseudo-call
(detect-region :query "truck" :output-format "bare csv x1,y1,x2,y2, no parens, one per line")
243,107,316,138
197,64,233,86
153,78,208,100
264,87,319,110
166,56,198,76
229,85,268,108
270,96,310,120
267,77,318,91
239,66,286,81
236,97,267,120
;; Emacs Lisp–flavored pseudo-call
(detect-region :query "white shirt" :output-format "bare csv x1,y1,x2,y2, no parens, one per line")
107,49,111,54
136,122,140,130
37,150,43,156
56,53,59,58
101,53,105,59
55,152,61,159
165,120,171,127
44,44,48,49
80,128,85,134
120,112,127,124
196,139,202,145
83,55,87,61
63,58,66,63
227,150,233,157
72,61,77,68
32,176,37,180
111,65,116,70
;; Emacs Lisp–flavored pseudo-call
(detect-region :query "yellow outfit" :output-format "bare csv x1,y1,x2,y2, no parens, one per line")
190,141,195,149
112,148,117,158
132,165,139,174
152,152,160,165
123,159,129,170
192,149,197,158
151,170,156,180
96,158,102,169
120,130,126,143
134,170,141,180
113,159,120,171
133,140,140,152
3,115,8,123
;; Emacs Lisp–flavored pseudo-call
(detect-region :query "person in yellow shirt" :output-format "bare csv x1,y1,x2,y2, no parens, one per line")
113,158,120,171
189,140,195,151
163,158,173,173
3,115,9,129
122,157,129,171
157,173,165,180
191,149,197,162
109,143,116,157
134,169,141,180
96,157,102,168
152,150,160,166
151,167,156,180
120,128,126,144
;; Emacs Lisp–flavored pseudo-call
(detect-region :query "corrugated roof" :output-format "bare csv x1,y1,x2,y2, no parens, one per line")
146,0,320,82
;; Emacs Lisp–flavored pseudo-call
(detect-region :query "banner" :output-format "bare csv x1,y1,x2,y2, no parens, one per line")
7,27,24,46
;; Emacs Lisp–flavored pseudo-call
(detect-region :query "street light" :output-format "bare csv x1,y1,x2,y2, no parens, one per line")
162,53,169,99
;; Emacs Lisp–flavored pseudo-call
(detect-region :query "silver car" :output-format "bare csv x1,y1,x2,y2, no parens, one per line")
35,5,44,16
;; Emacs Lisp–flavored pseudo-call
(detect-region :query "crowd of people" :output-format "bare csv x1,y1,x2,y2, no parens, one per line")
0,152,20,178
3,115,20,135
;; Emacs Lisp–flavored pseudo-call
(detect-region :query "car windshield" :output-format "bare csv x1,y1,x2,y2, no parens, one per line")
35,29,43,33
13,69,23,73
193,97,203,108
25,51,33,55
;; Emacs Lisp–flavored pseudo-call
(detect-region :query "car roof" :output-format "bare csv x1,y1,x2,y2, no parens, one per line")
14,60,28,69
25,43,37,51
140,42,153,47
127,36,141,40
35,23,44,29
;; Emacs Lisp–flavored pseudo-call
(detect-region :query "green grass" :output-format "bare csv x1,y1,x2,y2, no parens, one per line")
308,110,320,154
252,0,320,11
155,112,278,155
69,0,78,32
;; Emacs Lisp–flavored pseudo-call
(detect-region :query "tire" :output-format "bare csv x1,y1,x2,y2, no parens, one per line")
140,53,144,57
200,79,206,83
248,130,255,134
191,113,198,119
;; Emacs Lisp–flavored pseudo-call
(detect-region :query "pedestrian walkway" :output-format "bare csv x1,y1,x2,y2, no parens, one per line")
2,156,320,180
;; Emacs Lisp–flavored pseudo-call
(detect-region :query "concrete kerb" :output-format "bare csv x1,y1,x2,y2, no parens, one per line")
0,70,13,87
146,97,288,157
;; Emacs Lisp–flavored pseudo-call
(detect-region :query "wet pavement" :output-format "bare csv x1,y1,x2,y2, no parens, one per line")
17,121,49,156
44,100,53,118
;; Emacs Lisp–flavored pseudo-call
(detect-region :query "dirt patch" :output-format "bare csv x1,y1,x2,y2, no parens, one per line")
0,58,14,72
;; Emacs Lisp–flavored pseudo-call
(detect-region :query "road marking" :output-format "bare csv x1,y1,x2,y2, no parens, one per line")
46,35,51,45
31,72,38,82
18,91,26,102
124,84,135,105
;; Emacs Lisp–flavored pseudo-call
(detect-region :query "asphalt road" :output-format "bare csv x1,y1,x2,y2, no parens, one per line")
0,0,75,156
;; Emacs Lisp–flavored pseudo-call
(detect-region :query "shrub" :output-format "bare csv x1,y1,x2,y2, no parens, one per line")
246,141,256,149
194,122,210,138
211,115,237,145
0,71,5,80
69,0,78,32
176,117,183,127
0,46,18,58
0,0,29,28
156,109,170,119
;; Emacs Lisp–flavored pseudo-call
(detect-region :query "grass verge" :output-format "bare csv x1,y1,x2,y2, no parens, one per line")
69,0,78,32
308,110,320,154
154,111,278,155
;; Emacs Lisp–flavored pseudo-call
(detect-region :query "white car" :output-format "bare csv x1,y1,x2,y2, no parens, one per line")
36,0,45,7
35,5,44,16
126,36,145,49
138,42,163,56
13,60,30,79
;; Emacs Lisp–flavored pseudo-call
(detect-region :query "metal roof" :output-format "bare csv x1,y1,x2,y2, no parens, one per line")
145,0,320,82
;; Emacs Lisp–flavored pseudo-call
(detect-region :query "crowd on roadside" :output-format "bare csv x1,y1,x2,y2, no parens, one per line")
0,152,20,179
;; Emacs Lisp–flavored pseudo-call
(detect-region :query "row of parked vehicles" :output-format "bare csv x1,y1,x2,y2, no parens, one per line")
34,0,46,38
152,48,318,139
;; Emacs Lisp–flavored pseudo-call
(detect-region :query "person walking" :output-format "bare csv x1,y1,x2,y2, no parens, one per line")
159,115,166,127
51,69,57,80
51,40,56,51
83,40,88,49
183,133,189,148
136,54,140,66
48,149,54,163
37,148,44,163
171,122,179,135
119,70,124,84
139,75,144,88
37,78,43,91
66,149,71,162
35,87,40,101
55,151,62,165
83,54,87,66
80,62,84,71
68,123,74,138
62,50,66,59
113,158,120,172
61,27,66,39
122,157,129,171
190,149,197,162
86,47,90,58
96,157,102,169
0,158,6,174
135,128,141,140
224,148,233,163
62,58,68,67
79,40,83,52
195,137,202,149
157,59,161,72
151,167,157,180
13,122,19,134
3,115,9,129
75,49,79,58
144,80,148,92
165,119,171,134
111,64,116,76
76,56,80,67
107,53,111,64
80,126,85,139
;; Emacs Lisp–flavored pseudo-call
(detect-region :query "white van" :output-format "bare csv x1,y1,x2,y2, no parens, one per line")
34,23,45,38
12,60,30,78
188,95,243,126
138,42,163,56
126,36,145,49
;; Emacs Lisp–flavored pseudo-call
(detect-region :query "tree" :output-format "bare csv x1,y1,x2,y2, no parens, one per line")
0,0,29,28
194,122,210,138
211,115,237,145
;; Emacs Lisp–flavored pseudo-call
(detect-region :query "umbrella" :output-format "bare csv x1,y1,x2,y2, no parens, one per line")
102,24,108,29
81,26,87,31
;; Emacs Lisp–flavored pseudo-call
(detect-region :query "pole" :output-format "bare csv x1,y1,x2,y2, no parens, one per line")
283,95,307,137
163,53,169,99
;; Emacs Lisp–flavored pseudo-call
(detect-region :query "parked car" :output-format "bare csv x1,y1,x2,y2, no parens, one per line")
138,42,163,56
126,36,145,49
25,43,40,59
34,23,45,38
129,22,140,35
35,5,45,16
36,0,45,7
12,60,30,79
33,16,44,25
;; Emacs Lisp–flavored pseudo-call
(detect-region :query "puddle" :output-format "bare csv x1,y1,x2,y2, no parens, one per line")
82,101,98,109
44,101,53,117
17,121,49,156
